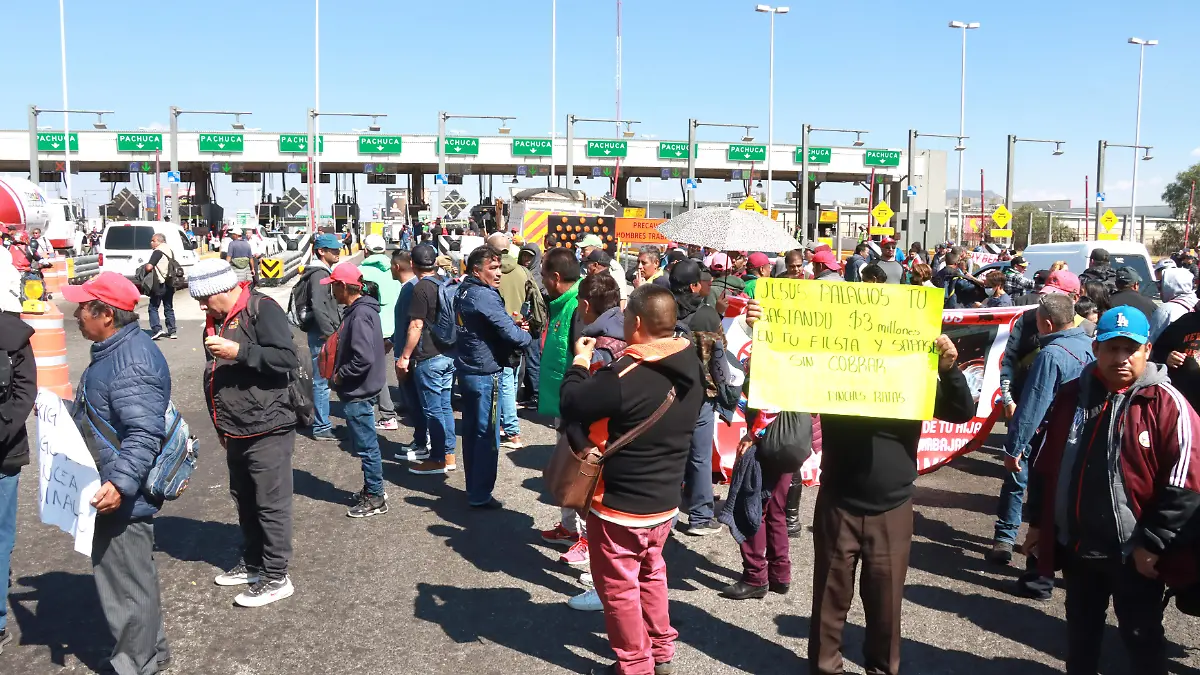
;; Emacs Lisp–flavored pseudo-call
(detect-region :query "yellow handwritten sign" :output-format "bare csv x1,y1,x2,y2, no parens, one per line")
749,278,943,420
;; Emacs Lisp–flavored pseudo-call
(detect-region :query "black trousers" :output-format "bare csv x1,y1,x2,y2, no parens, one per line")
92,516,168,675
225,429,295,580
1062,555,1167,675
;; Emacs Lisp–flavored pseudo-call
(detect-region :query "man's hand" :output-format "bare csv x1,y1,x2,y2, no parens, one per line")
204,336,240,361
746,298,763,327
735,435,754,461
1167,351,1189,369
934,334,958,373
1004,453,1022,474
90,481,122,515
575,337,596,363
1133,546,1160,579
396,355,410,378
1003,401,1017,421
1022,526,1040,557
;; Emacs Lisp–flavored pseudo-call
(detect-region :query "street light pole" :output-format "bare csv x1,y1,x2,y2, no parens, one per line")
756,5,789,215
687,120,759,211
800,126,868,245
949,20,980,243
1004,136,1065,212
913,131,968,241
1128,37,1157,225
437,113,517,219
57,0,72,209
170,108,252,230
550,0,556,183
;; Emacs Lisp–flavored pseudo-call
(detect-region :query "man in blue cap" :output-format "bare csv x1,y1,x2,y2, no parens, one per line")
1026,306,1200,675
293,233,344,441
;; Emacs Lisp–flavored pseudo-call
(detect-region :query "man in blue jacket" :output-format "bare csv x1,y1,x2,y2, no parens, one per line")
454,245,532,509
324,264,388,518
63,272,172,675
990,294,1094,597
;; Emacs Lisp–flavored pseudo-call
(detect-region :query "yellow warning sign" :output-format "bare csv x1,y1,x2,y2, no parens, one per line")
738,196,766,214
1100,209,1119,231
819,210,838,223
871,202,894,225
623,207,646,218
818,237,834,248
991,204,1012,228
990,229,1013,238
1098,232,1120,241
260,258,284,279
869,227,895,236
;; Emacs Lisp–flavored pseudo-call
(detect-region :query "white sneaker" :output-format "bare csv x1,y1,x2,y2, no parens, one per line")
567,588,603,612
234,576,294,608
376,418,399,431
579,572,594,588
214,562,260,587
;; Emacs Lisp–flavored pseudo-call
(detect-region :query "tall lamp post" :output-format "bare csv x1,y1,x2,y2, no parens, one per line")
1004,136,1065,211
755,5,789,215
948,20,980,243
910,131,967,242
1095,140,1153,239
686,120,757,210
28,106,112,191
438,113,516,220
308,110,386,233
169,108,251,231
799,125,866,245
565,115,639,191
1128,37,1157,225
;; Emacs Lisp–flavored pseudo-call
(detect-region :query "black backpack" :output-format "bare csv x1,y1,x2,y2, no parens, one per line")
246,293,315,426
287,267,324,330
165,252,188,291
756,412,814,474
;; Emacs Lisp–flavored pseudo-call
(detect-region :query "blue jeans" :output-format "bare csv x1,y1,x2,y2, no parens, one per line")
148,287,175,334
401,375,427,448
682,401,716,526
413,354,456,462
306,331,332,434
995,452,1029,544
344,398,383,497
0,472,16,632
460,372,500,506
498,366,520,438
522,337,542,400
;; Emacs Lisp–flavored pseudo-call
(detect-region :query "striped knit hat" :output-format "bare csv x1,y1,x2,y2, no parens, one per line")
187,258,239,299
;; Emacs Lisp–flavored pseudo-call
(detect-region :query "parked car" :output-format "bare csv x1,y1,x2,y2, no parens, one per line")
1019,241,1158,300
97,221,199,279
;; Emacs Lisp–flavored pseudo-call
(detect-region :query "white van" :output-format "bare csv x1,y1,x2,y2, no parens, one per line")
98,221,200,279
1020,240,1158,300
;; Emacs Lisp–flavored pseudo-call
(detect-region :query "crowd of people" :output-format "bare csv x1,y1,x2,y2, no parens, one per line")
2,220,1200,675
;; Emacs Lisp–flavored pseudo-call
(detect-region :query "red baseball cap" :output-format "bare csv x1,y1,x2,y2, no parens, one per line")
880,236,897,245
320,263,364,286
748,252,771,268
61,271,141,311
1041,270,1081,295
709,252,732,272
811,249,843,271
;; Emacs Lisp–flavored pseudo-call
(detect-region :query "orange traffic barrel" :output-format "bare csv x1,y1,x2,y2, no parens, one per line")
44,258,67,294
21,302,72,400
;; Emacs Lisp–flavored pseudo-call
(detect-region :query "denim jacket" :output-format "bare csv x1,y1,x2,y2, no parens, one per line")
1003,326,1094,460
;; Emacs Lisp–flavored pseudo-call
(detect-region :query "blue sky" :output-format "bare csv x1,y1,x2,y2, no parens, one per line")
3,0,1195,215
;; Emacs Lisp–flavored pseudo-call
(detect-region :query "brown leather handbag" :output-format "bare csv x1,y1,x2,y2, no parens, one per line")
543,387,677,511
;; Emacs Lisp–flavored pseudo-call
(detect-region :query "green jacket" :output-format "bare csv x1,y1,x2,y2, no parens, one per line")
538,280,580,418
498,253,531,316
359,254,401,338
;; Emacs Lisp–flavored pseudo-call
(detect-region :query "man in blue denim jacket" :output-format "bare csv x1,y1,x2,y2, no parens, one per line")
63,272,171,675
990,294,1094,597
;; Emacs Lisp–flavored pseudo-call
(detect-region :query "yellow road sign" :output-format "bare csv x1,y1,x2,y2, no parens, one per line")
869,226,895,236
871,202,894,224
1100,209,1119,231
260,258,284,279
991,204,1012,228
1098,232,1120,241
818,237,834,248
623,207,646,218
738,196,766,214
990,229,1013,238
819,210,838,223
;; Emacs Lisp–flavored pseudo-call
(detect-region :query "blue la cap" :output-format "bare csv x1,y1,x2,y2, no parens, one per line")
314,233,341,251
1096,306,1150,344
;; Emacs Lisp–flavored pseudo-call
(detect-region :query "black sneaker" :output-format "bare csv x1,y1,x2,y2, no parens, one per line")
151,329,167,341
214,561,261,586
234,575,295,608
0,628,12,654
347,492,388,518
683,520,723,537
167,332,178,340
346,487,388,504
987,541,1014,566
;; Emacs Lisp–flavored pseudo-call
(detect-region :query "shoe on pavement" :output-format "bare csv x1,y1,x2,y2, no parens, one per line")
312,429,338,442
579,572,594,588
150,330,168,341
0,628,12,654
568,588,604,612
214,561,261,587
560,538,590,568
988,541,1014,566
500,434,524,449
654,662,675,675
167,332,178,340
769,581,790,595
409,460,450,475
540,523,580,547
683,520,723,537
376,418,399,431
347,487,388,504
395,441,430,461
469,497,504,510
445,453,457,472
234,576,295,608
347,492,388,518
721,580,769,600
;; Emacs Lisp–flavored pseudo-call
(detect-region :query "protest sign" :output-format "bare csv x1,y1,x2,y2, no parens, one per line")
614,218,668,245
747,278,944,420
35,390,101,556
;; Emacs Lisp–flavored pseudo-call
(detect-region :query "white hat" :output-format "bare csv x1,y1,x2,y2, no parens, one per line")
187,258,239,299
364,233,387,253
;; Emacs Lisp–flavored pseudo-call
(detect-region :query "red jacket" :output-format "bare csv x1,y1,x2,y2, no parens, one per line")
1029,362,1200,587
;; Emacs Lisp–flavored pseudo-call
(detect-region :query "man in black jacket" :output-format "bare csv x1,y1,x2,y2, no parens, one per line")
325,264,388,518
1109,266,1158,319
191,258,300,608
809,335,975,675
300,233,344,441
670,259,726,537
1078,248,1118,294
0,310,35,652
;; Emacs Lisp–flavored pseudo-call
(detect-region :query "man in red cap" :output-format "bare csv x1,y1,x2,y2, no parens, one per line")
742,252,773,297
875,237,905,284
811,249,843,281
62,271,174,674
322,265,389,518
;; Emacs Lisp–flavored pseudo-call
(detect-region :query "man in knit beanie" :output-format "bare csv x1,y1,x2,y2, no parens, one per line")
190,258,302,608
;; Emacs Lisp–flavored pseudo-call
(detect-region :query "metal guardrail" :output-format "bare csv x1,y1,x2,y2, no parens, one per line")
66,254,101,284
257,246,308,287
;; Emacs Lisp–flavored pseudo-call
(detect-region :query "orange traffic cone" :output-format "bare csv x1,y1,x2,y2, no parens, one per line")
21,301,72,400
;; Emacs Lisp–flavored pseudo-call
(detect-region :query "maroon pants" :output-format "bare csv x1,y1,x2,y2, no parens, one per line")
588,513,678,675
739,470,793,587
809,493,913,675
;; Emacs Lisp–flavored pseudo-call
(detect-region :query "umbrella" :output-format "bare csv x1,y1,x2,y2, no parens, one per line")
656,207,799,253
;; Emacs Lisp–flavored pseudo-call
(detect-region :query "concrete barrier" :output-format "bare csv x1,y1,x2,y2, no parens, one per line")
67,254,101,284
257,247,307,287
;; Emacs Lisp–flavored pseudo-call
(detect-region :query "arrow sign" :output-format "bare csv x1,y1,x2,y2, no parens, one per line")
140,162,151,172
1097,192,1106,202
222,163,232,173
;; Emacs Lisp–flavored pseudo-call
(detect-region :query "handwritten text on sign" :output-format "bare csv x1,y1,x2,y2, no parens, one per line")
748,279,944,420
35,391,101,556
614,218,669,245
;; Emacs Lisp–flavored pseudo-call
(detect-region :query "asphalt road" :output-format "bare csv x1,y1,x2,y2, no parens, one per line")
5,293,1199,674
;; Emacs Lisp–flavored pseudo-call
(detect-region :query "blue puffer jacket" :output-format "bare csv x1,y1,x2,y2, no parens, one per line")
454,275,532,376
73,322,171,519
